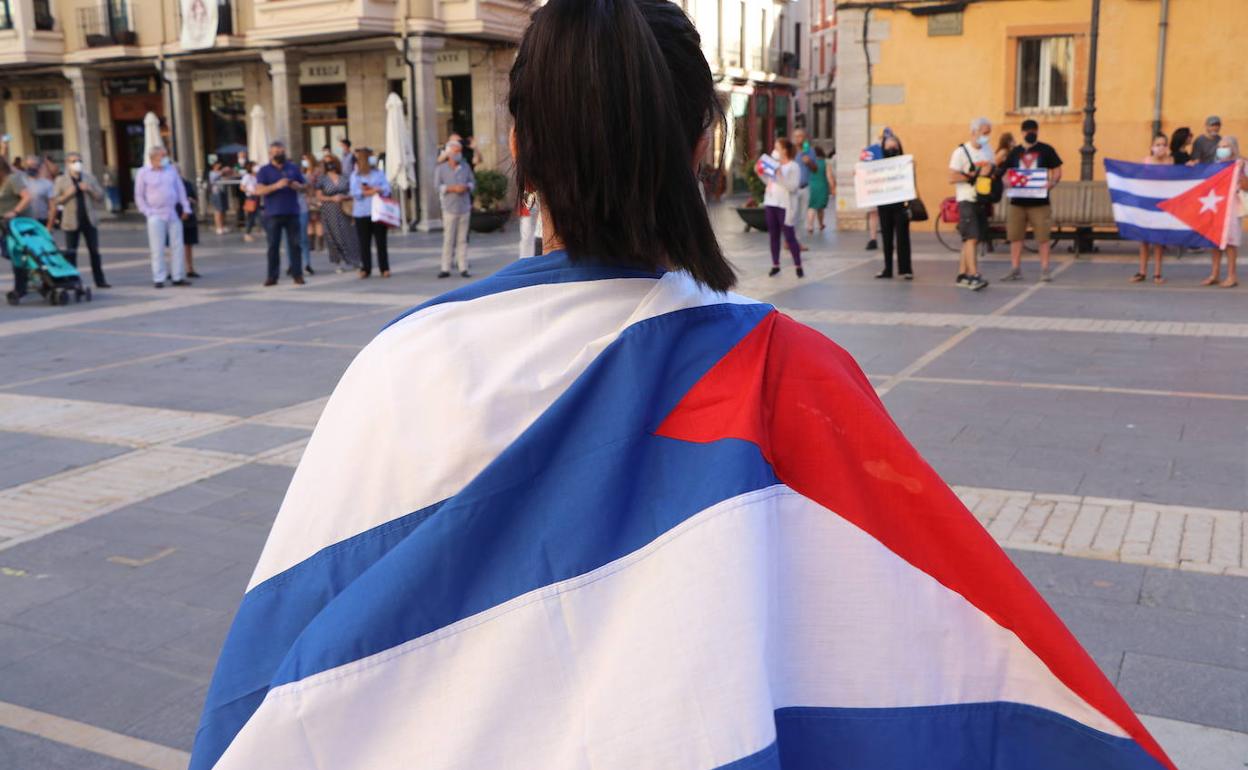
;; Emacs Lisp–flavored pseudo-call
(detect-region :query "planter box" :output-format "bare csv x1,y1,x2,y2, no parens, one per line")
469,209,510,233
736,206,769,232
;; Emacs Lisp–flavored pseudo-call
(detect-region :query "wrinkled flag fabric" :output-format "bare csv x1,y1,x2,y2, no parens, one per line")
191,253,1173,770
1106,158,1240,249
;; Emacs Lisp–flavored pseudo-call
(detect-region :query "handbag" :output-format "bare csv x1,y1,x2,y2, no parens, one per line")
940,196,961,224
340,198,355,216
962,146,1003,204
907,197,929,222
242,197,258,213
370,195,401,228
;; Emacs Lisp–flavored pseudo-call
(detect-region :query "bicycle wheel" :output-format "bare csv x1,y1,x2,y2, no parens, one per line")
934,214,960,253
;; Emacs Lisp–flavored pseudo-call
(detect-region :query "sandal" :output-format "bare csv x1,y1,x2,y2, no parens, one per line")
1221,279,1239,288
1200,276,1219,286
1153,275,1165,285
1129,273,1146,283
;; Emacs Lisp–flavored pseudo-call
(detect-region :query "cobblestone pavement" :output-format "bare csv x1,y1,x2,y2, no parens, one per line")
0,201,1244,769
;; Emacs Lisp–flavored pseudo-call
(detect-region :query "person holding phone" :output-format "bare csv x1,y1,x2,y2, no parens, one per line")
349,148,392,278
254,140,306,286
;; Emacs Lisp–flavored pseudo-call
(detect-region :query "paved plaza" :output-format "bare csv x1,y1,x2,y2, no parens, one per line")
0,202,1245,769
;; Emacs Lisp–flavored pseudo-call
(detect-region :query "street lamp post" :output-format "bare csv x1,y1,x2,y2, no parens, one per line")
1079,0,1101,182
1076,0,1102,254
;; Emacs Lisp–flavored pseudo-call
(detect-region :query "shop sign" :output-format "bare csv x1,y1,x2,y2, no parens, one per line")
104,76,161,96
300,60,346,84
192,67,245,92
386,54,408,81
14,85,63,103
434,50,470,77
927,12,963,36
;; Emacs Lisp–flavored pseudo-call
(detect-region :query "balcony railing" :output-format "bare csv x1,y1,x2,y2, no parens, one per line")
173,0,235,38
77,0,135,46
34,0,54,30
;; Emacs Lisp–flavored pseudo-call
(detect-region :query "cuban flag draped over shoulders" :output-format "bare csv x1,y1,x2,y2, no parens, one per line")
1106,159,1242,249
191,253,1173,770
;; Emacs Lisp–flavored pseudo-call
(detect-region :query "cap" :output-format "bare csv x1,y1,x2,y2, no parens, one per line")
1206,115,1222,126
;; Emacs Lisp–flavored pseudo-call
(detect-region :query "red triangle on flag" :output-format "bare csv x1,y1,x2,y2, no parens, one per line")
1157,162,1241,249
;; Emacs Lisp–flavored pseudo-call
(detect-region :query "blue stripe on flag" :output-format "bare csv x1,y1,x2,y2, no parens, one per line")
1114,221,1214,249
1106,189,1169,211
191,301,778,770
1104,158,1229,181
383,250,664,331
718,703,1163,770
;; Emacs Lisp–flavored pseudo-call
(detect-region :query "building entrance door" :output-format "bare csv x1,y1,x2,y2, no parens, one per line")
115,121,145,209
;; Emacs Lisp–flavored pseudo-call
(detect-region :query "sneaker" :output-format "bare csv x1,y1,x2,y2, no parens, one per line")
243,234,255,243
865,239,878,251
460,270,472,278
153,281,165,289
796,267,805,278
955,273,969,287
186,271,201,279
293,276,305,286
437,271,451,279
901,272,914,280
1001,268,1022,281
306,266,315,275
1040,268,1052,282
335,266,346,274
768,266,781,277
875,270,893,279
171,279,192,287
96,282,111,289
970,276,989,291
263,279,277,287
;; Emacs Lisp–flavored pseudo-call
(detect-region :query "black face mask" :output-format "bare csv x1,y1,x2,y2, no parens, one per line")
274,153,287,165
1024,131,1038,145
883,147,902,158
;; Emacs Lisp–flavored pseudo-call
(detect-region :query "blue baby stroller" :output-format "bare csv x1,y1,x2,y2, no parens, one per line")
3,216,91,306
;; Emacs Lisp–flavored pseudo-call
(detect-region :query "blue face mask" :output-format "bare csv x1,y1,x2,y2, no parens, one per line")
977,135,991,149
451,153,462,163
1215,147,1232,161
161,156,171,168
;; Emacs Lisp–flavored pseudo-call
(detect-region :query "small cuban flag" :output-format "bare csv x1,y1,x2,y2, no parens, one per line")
1005,167,1049,199
1106,159,1242,249
755,152,779,181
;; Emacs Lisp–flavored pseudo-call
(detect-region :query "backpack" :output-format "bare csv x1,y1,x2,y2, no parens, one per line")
962,145,1003,204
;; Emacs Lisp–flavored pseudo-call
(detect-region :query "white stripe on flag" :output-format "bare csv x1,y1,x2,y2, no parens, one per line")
250,273,763,589
218,487,1125,770
1111,204,1191,231
1105,172,1204,200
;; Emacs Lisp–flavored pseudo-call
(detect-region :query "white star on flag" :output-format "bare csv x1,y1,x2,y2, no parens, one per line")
1198,190,1224,213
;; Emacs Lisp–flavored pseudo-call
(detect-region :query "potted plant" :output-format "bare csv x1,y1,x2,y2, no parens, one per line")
735,162,768,232
469,169,511,233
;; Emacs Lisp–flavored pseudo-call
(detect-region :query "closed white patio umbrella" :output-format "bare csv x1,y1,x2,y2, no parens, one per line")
384,92,416,230
248,104,270,165
142,111,163,162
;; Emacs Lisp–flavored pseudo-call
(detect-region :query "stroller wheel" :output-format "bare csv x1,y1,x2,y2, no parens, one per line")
47,290,59,306
74,289,83,303
5,291,18,306
57,289,70,306
84,288,93,302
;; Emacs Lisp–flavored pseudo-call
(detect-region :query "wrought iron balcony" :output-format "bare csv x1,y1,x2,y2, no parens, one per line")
77,0,136,47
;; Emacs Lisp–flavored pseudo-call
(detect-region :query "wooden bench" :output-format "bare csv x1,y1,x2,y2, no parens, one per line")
987,180,1119,254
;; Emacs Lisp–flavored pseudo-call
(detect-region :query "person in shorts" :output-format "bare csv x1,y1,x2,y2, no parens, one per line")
947,117,992,290
1002,118,1062,282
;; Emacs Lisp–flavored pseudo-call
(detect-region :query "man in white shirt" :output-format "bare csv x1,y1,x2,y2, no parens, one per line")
947,117,993,291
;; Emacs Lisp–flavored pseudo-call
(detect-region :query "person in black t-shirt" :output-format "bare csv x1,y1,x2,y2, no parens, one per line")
1002,118,1062,282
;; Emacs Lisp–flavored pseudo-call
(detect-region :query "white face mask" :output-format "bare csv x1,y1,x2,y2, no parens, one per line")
1215,147,1232,161
69,161,83,173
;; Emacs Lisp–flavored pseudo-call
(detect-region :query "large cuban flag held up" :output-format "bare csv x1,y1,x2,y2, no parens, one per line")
190,253,1175,770
1105,159,1243,249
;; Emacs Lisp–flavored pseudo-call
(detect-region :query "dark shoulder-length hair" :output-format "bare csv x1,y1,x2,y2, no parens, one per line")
508,0,734,291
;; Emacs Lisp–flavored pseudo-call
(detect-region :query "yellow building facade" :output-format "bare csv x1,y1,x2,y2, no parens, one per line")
834,0,1248,228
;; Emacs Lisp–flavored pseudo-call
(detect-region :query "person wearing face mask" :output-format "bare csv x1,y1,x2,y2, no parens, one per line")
1001,118,1063,282
874,135,912,280
22,157,53,227
350,147,393,278
763,137,803,278
1201,136,1245,289
434,139,476,278
1131,133,1171,285
51,152,109,288
133,146,191,288
255,140,307,286
947,117,992,291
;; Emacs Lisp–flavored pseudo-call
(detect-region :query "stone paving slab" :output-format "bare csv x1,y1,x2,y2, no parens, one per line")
955,485,1247,575
177,424,311,456
0,725,148,770
0,393,236,447
0,432,128,489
